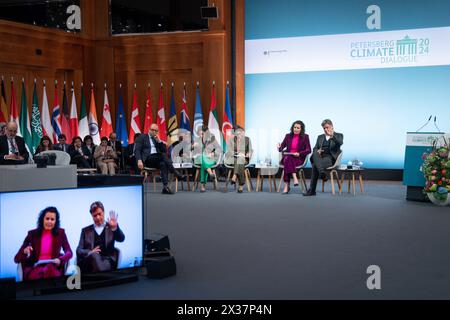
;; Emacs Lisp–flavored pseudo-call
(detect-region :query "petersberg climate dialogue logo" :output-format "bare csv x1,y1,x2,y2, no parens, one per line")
350,35,430,65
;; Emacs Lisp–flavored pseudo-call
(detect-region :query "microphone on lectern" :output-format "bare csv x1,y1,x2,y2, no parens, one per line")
415,115,432,132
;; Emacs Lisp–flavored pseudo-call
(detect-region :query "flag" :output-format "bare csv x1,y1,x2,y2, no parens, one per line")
30,81,43,154
193,84,203,139
207,82,222,148
88,86,100,145
0,77,8,123
19,79,32,153
167,84,178,146
51,82,62,143
61,82,71,142
78,84,89,139
143,85,153,134
179,84,191,132
41,81,54,141
157,84,167,142
10,79,20,136
100,86,113,138
222,83,234,152
69,84,79,138
116,86,128,147
128,86,142,144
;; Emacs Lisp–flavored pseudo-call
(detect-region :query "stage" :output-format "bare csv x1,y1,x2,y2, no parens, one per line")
17,180,450,300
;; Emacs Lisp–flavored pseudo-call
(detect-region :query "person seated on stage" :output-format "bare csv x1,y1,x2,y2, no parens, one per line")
135,124,185,195
304,119,343,196
83,135,97,167
0,122,6,136
53,134,71,153
69,136,92,169
192,125,222,193
76,201,125,273
225,126,253,193
0,121,29,165
34,135,53,156
14,206,72,281
109,132,123,172
277,120,311,194
125,133,141,174
94,136,118,175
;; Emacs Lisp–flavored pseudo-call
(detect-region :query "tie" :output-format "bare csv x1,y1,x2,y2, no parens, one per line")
8,137,17,154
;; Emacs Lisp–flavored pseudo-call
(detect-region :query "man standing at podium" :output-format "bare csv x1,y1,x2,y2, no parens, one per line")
0,121,28,165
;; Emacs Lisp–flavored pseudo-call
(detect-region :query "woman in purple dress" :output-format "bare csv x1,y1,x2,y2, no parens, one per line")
14,207,72,281
277,120,311,194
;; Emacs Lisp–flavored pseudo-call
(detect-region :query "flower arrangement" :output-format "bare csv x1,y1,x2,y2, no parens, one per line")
422,139,450,202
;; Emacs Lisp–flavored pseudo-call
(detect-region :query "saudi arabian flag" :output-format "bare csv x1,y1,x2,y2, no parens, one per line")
31,81,43,154
19,79,32,154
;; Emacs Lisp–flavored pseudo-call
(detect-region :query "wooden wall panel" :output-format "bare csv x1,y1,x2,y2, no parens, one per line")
0,0,234,138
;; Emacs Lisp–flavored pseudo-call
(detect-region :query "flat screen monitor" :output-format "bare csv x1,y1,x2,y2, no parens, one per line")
0,185,143,282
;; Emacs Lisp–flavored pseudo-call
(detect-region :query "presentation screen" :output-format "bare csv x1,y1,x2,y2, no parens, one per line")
245,0,450,169
0,185,143,282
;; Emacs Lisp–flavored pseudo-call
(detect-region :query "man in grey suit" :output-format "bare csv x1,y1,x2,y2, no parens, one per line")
135,123,185,194
304,119,343,196
76,201,125,273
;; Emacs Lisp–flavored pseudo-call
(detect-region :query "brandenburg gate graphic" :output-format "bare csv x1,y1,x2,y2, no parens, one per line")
397,36,418,55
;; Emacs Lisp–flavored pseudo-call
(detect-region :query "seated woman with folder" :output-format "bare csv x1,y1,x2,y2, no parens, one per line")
277,120,311,194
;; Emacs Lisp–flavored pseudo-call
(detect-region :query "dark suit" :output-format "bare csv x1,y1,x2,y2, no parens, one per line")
68,145,92,168
125,143,138,174
309,132,343,192
76,224,125,273
134,134,178,186
14,228,72,280
0,135,29,165
53,143,71,153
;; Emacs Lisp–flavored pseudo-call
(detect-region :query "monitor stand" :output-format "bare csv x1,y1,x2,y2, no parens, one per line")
30,271,139,296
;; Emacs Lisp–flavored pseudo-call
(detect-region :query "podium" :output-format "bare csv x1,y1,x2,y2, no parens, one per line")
403,132,449,201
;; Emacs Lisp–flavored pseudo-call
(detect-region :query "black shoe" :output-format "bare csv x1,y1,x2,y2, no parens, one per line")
237,186,243,193
294,183,299,187
230,179,236,185
162,187,174,194
303,189,316,196
282,186,291,194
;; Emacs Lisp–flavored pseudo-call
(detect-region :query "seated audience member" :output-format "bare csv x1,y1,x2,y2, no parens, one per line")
193,125,222,193
83,135,96,167
135,124,185,194
14,207,72,280
125,133,141,174
94,136,117,175
277,120,311,194
109,132,123,172
0,121,29,165
69,136,92,168
53,134,71,153
0,122,6,136
225,126,253,193
304,119,343,196
34,135,53,156
76,201,125,273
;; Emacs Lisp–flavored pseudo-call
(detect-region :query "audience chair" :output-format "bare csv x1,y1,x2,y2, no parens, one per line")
277,153,310,193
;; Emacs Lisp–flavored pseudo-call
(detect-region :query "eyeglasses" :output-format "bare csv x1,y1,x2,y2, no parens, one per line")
150,129,159,132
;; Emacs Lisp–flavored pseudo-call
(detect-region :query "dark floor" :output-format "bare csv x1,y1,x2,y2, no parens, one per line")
20,181,450,300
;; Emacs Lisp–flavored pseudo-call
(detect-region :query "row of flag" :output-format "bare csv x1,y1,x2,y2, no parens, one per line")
0,77,235,155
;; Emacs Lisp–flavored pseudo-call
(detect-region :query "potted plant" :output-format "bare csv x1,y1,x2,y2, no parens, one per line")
422,139,450,206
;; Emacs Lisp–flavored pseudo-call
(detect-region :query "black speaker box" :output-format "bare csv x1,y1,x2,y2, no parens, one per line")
145,255,177,279
145,233,170,252
0,278,16,300
201,6,218,19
